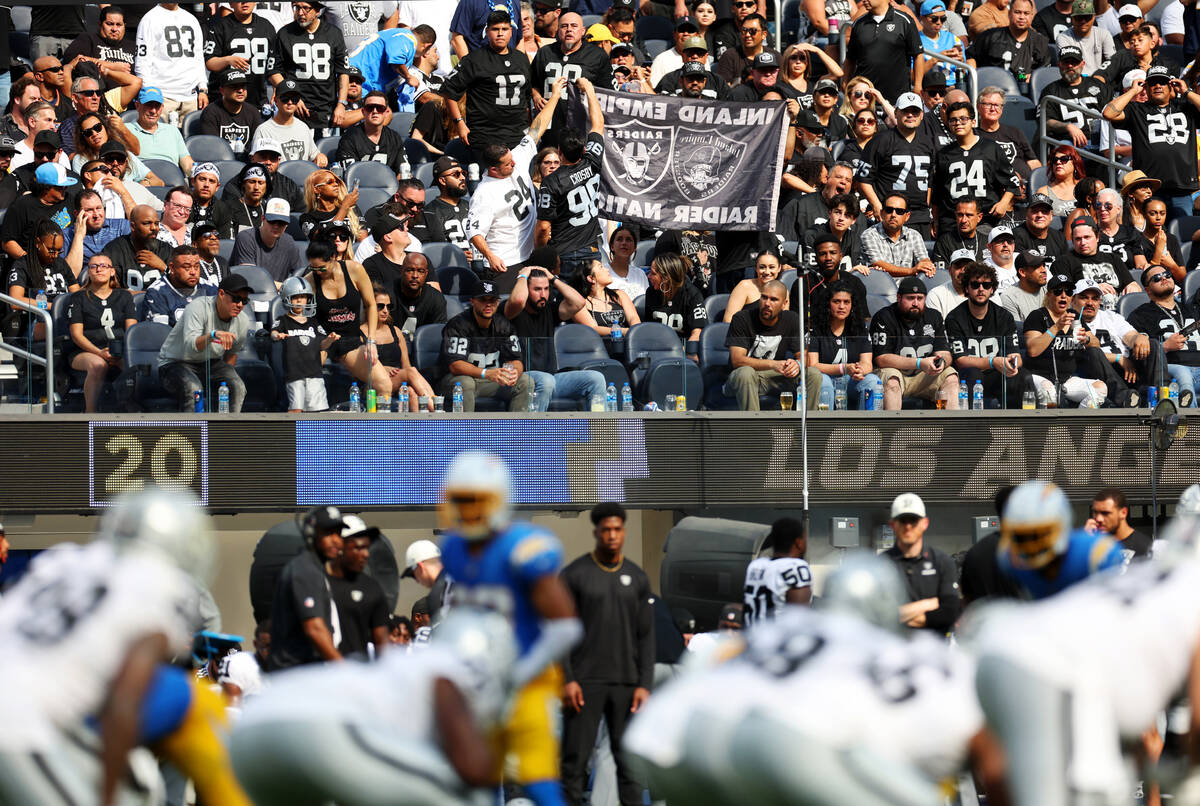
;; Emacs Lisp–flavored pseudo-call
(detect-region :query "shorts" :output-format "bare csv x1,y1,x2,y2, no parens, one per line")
493,665,563,784
879,364,958,401
286,377,329,411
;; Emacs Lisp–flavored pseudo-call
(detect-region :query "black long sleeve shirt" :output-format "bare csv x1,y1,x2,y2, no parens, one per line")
884,544,962,635
560,553,655,689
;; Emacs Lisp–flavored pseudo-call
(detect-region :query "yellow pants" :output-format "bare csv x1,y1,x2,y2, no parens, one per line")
495,665,564,784
153,679,252,806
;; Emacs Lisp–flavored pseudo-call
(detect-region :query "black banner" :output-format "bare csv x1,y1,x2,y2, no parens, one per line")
594,89,789,232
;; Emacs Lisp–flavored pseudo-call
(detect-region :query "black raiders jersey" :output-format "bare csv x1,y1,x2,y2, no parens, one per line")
268,20,349,118
537,132,604,254
438,308,523,380
439,47,533,150
863,126,938,215
945,301,1020,361
421,197,470,249
1022,306,1090,377
1117,99,1200,194
933,137,1020,221
1042,77,1108,140
205,13,277,105
1128,300,1200,366
870,305,950,362
67,288,136,351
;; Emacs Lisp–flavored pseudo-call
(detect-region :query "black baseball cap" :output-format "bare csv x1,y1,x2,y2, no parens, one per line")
1046,272,1073,290
98,139,127,158
1145,65,1172,84
472,279,501,299
345,65,365,82
277,79,303,98
1058,44,1083,62
34,130,61,150
752,51,780,70
219,274,253,295
795,109,825,131
192,222,220,240
611,0,637,10
719,603,745,627
610,42,634,57
897,276,927,296
369,214,405,242
221,69,249,86
922,71,948,89
433,155,461,177
1015,251,1049,270
1028,192,1055,210
681,60,707,77
0,136,16,154
675,15,698,31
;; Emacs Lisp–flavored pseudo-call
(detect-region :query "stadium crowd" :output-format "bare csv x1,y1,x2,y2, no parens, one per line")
1,0,1200,413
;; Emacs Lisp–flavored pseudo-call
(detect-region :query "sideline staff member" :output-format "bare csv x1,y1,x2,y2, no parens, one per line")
883,492,961,634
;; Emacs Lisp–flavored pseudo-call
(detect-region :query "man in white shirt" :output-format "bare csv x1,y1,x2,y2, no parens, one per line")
984,225,1019,289
135,3,209,122
10,102,66,170
926,248,971,319
466,74,566,294
251,79,327,165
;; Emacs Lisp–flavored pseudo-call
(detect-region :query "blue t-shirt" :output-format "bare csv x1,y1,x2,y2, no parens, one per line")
450,0,522,52
62,218,132,262
440,521,564,655
920,29,964,86
998,528,1125,600
349,28,418,94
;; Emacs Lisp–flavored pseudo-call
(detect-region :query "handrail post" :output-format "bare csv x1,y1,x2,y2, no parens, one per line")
920,48,979,106
0,291,55,413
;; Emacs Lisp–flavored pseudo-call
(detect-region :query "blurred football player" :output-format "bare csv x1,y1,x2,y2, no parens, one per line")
997,479,1125,599
742,517,813,626
0,488,249,806
625,554,1006,806
438,451,582,806
230,610,515,806
970,513,1200,806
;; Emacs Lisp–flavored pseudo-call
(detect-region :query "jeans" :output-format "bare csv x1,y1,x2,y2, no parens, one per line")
528,369,607,411
437,372,534,412
558,246,601,283
1166,193,1197,221
1166,364,1200,406
818,373,882,410
0,71,12,112
160,360,246,412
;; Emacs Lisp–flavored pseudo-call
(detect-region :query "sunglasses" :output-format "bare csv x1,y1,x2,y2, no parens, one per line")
228,295,250,305
1146,79,1171,86
332,233,349,241
968,280,996,290
104,154,127,163
1052,155,1072,164
735,1,757,6
1092,202,1114,210
855,117,877,125
1148,272,1171,284
1050,287,1073,295
741,27,762,34
38,65,64,73
883,205,908,214
77,89,102,98
84,165,112,174
364,104,387,113
927,88,946,97
34,150,55,160
83,122,105,136
851,90,870,98
928,14,946,21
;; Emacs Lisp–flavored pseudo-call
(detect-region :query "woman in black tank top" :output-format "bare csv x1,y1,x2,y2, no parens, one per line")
303,239,391,398
572,262,641,337
361,283,437,411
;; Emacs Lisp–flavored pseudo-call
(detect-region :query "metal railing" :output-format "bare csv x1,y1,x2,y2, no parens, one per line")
0,291,55,413
1037,95,1123,189
921,48,979,106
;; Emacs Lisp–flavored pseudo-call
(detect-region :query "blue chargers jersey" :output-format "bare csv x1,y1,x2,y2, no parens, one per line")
999,528,1125,600
349,28,417,94
440,522,564,655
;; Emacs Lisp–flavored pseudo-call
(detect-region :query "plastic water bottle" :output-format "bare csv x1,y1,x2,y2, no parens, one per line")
217,382,230,413
621,382,633,411
452,382,464,412
611,323,623,353
398,382,409,411
834,386,847,411
972,380,984,410
872,388,883,410
35,290,47,311
605,382,618,412
1169,380,1180,401
958,380,968,409
349,382,361,413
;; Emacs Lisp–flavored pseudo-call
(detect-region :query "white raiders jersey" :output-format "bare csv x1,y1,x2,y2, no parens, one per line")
968,557,1200,738
238,645,471,736
0,542,196,751
626,608,981,783
464,135,538,266
743,556,813,625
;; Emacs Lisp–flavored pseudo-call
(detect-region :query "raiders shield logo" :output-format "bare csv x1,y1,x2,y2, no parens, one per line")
347,2,373,23
671,127,747,201
885,22,895,31
298,333,312,346
603,119,673,196
351,589,364,602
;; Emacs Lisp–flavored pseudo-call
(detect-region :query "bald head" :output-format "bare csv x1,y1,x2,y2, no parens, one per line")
762,280,788,297
559,11,585,48
402,252,429,271
944,89,969,107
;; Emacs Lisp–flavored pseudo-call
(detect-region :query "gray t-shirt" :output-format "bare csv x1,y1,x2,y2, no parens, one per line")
999,284,1046,324
158,295,253,366
230,228,302,282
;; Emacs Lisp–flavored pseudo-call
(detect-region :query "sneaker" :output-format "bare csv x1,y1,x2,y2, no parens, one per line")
1126,390,1140,408
1182,389,1195,409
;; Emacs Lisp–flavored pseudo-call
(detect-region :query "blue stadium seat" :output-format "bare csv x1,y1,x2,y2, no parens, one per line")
181,110,205,138
644,358,703,409
625,322,684,394
186,135,235,162
235,339,278,411
863,271,898,300
218,238,236,261
413,323,444,374
346,160,400,195
1185,266,1200,303
552,324,630,393
214,160,245,186
404,137,431,166
632,294,646,321
355,187,393,212
634,240,656,267
444,295,467,319
133,292,149,321
50,292,86,411
148,186,171,202
316,135,341,164
415,162,436,190
388,110,416,136
1116,291,1149,320
437,266,478,297
443,138,473,167
699,322,736,410
999,96,1037,143
1168,215,1200,244
703,293,729,322
636,14,674,40
779,269,797,290
277,159,319,189
1030,66,1060,103
926,268,952,290
427,242,471,271
143,159,186,187
122,322,174,411
232,265,280,327
975,66,1020,96
866,293,891,316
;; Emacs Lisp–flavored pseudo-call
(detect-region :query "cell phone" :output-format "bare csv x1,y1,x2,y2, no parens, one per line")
352,179,360,191
1179,320,1200,338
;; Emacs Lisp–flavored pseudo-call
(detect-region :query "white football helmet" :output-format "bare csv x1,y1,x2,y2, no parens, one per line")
433,609,518,728
999,480,1072,570
818,552,906,633
1180,484,1200,517
280,275,316,317
439,451,513,540
97,487,217,586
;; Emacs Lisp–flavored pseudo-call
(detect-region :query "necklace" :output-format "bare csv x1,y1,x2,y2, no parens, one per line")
590,552,622,572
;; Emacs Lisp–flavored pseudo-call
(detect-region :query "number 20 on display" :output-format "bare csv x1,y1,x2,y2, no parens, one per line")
88,422,209,507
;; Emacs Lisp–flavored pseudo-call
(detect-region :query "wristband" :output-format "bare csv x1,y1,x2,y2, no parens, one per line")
210,330,218,340
1045,329,1056,337
453,117,464,123
840,362,845,376
988,355,994,369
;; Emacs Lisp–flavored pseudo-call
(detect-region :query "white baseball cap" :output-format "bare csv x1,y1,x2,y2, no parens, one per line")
264,197,291,223
1124,69,1146,90
896,92,923,111
402,539,441,578
1117,3,1142,18
987,225,1014,244
891,492,927,519
950,248,975,264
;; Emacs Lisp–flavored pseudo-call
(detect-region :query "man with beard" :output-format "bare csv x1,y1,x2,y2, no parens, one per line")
505,267,605,411
1021,272,1110,407
983,225,1019,290
1053,216,1139,298
725,279,816,411
999,250,1050,321
143,245,216,326
421,157,471,251
1074,278,1155,406
437,279,535,411
927,248,972,320
1127,266,1200,406
933,198,986,270
860,92,938,237
778,162,854,242
188,162,235,239
797,234,869,325
326,515,390,660
101,204,173,291
197,69,261,157
531,12,611,144
871,276,960,409
1013,193,1068,261
192,223,229,287
267,0,350,133
946,261,1030,408
1042,44,1109,150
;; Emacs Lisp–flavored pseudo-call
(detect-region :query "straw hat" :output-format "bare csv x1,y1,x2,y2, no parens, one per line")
1119,170,1161,196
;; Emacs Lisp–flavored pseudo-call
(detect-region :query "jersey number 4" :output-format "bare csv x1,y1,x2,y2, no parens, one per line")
948,160,986,198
